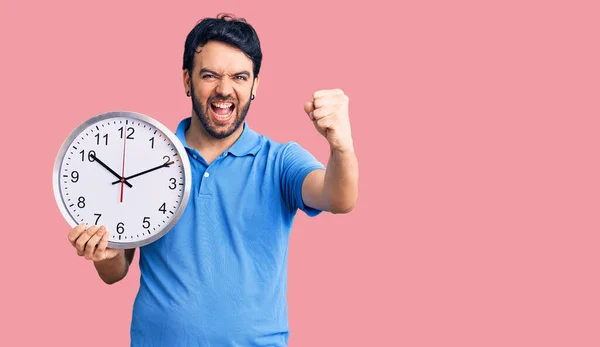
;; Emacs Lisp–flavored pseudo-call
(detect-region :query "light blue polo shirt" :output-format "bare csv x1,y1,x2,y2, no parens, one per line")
130,117,325,346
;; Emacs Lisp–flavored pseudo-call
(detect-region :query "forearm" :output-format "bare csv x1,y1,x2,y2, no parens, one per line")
93,249,132,284
323,146,359,213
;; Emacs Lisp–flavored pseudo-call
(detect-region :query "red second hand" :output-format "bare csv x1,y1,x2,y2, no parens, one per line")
120,127,127,203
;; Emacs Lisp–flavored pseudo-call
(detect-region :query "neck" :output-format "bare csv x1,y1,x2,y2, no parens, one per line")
185,115,243,164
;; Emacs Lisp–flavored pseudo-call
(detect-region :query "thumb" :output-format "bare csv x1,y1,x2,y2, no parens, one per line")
304,101,315,120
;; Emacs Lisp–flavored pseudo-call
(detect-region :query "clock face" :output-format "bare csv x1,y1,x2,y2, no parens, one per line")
53,111,191,249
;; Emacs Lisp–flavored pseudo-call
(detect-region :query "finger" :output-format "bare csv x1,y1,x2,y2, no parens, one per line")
316,115,335,130
67,223,87,247
313,94,349,109
75,225,99,256
84,226,106,260
93,231,110,261
313,89,344,99
312,105,336,121
303,101,315,120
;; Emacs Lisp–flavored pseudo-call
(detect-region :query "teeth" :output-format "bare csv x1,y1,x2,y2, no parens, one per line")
212,103,232,108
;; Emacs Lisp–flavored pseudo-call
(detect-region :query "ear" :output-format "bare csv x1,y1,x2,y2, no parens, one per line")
251,75,260,98
183,69,191,96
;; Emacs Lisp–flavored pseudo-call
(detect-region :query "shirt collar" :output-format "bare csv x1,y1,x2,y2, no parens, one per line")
175,117,260,157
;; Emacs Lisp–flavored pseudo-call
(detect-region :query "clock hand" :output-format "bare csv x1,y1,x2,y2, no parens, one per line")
119,130,127,203
89,153,133,188
111,160,175,185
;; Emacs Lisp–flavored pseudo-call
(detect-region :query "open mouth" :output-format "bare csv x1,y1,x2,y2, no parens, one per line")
210,101,235,122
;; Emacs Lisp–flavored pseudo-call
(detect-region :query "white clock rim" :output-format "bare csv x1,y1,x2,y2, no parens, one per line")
52,110,192,250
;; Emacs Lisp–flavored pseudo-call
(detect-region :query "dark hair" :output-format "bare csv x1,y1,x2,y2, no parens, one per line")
182,13,262,78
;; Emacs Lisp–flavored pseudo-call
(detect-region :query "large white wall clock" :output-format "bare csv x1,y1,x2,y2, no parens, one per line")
53,111,192,249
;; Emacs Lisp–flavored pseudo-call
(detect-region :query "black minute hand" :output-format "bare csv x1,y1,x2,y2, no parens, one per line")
111,161,175,185
90,153,133,188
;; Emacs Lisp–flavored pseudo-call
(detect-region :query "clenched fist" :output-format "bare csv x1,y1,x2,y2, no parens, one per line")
68,223,122,262
304,89,354,153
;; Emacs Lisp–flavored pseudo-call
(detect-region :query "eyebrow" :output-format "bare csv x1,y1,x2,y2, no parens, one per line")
199,68,251,78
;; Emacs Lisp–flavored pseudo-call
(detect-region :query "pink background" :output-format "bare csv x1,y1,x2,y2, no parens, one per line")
1,0,599,346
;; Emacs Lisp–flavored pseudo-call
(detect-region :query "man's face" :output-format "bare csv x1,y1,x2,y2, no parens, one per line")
185,41,258,139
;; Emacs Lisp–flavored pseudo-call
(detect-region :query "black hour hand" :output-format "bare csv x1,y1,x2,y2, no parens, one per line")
90,153,133,188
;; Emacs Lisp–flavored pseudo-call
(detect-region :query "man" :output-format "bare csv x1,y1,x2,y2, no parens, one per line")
67,14,359,346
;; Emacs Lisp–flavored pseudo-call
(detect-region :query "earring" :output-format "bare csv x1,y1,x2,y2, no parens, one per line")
251,94,255,100
186,91,190,97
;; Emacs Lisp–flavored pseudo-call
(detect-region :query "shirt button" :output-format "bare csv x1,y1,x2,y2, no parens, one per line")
192,154,197,160
204,172,210,178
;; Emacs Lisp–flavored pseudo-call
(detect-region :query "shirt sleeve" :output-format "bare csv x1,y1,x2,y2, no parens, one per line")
280,141,326,216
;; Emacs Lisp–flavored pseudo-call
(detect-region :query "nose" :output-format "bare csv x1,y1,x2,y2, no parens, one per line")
215,76,234,96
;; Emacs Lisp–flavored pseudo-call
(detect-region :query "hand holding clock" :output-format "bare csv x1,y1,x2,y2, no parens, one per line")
68,223,121,262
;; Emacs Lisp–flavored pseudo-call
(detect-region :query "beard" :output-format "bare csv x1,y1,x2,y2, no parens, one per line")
190,84,252,139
